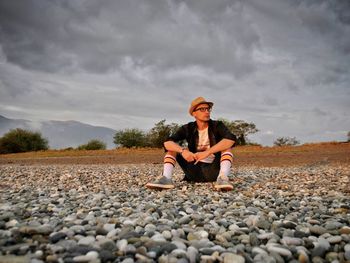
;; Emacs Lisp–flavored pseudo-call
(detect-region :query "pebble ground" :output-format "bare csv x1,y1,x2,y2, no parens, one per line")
0,163,349,263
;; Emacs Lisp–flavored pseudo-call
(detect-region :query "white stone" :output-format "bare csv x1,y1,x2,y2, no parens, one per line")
162,230,172,240
116,239,128,252
5,219,19,228
252,247,268,255
106,229,118,238
281,237,303,246
267,246,292,257
103,224,115,232
151,233,166,242
223,253,245,263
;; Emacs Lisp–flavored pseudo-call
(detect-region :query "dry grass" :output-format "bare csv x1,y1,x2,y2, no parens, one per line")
0,147,161,158
0,142,349,167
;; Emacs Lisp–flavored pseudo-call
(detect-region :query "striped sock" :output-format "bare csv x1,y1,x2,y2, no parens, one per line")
219,151,233,178
163,154,176,179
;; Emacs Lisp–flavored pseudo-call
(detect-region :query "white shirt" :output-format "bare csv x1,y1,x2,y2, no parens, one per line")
197,127,215,163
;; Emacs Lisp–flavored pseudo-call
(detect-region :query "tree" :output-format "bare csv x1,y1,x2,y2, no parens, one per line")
0,128,49,154
273,136,300,146
146,119,179,148
113,128,146,148
77,139,106,150
218,118,259,146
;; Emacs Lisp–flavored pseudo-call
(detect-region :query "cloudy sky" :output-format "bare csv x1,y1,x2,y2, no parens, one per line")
0,0,349,146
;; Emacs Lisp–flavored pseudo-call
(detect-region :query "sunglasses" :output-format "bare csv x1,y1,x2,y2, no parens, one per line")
194,107,212,112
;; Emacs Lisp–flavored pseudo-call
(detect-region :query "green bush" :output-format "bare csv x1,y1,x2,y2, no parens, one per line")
218,118,259,146
113,128,146,148
146,120,179,148
77,139,106,150
0,128,49,154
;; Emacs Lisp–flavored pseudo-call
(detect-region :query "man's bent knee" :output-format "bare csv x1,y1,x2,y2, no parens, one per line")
165,151,177,157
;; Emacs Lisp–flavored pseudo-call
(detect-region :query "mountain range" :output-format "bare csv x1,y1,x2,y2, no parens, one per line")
0,115,116,149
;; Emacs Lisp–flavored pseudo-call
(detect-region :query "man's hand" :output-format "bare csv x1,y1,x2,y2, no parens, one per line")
194,151,210,164
182,149,196,162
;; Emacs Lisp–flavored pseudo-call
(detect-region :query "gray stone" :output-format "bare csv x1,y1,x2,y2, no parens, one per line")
49,232,67,243
186,246,198,263
309,226,327,236
327,235,342,244
345,251,350,261
344,244,350,252
98,238,116,251
179,216,191,224
312,246,327,258
77,236,95,246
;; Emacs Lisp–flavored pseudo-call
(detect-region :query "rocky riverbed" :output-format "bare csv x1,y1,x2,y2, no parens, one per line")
0,164,349,263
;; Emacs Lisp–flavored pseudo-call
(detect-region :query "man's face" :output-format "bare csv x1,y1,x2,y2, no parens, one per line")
192,103,211,121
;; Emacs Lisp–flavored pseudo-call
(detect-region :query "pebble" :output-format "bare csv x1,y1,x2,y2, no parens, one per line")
309,225,327,236
73,251,99,262
267,245,292,257
77,236,95,246
0,164,349,263
223,253,245,263
327,235,342,244
340,226,350,235
280,237,303,246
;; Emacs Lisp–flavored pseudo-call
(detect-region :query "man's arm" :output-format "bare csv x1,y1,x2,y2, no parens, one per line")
164,140,184,153
164,140,196,162
194,138,235,164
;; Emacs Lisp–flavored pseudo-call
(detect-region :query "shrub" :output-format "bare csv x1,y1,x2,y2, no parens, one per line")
77,139,106,150
273,136,300,146
146,120,179,148
113,128,146,148
218,118,259,146
0,128,49,154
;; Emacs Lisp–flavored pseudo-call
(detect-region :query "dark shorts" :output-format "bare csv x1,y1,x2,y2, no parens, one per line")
176,154,220,182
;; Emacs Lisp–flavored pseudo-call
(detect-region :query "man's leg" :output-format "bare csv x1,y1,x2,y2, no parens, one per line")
163,152,177,179
219,150,234,178
145,151,177,189
215,149,234,190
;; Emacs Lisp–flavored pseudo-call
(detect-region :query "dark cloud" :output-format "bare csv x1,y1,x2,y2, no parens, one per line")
0,0,260,76
0,0,349,145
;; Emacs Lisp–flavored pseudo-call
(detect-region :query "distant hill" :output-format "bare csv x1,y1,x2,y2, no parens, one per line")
0,115,116,149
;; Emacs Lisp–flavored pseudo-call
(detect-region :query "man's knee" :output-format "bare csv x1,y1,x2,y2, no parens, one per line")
165,151,177,158
221,148,232,154
220,149,233,163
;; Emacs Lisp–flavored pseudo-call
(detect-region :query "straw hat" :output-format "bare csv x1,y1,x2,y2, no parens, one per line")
189,97,214,115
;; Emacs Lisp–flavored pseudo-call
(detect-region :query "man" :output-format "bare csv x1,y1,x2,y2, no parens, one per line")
146,97,236,190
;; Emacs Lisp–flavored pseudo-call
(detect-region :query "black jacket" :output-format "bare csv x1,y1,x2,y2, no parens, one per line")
166,119,236,157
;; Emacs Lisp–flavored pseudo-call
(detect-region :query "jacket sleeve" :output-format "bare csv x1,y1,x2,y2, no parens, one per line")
166,124,187,143
217,121,237,144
